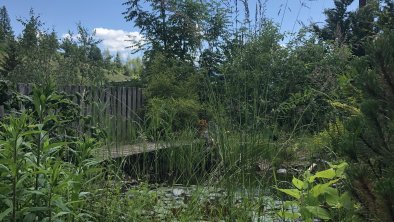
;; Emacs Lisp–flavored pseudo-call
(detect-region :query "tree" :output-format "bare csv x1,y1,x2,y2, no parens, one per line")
18,9,41,52
59,23,105,85
123,0,210,63
378,0,394,31
0,6,16,78
0,6,13,41
114,51,122,68
125,56,143,79
314,0,380,56
313,0,354,44
199,1,231,76
7,9,60,84
332,31,394,221
102,48,112,68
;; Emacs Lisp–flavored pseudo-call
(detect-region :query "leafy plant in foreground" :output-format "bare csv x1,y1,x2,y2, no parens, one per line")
276,162,358,221
0,84,105,221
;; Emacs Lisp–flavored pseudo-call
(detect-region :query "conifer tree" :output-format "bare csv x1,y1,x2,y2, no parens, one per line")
0,6,13,41
335,29,394,222
0,6,17,78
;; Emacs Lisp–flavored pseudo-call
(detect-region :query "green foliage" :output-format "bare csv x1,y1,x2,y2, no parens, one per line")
0,6,13,74
0,6,13,42
0,80,19,111
125,57,143,79
330,30,394,221
276,162,358,221
58,23,106,85
0,5,137,85
314,0,381,56
217,24,351,132
123,0,210,63
145,97,201,140
4,9,60,85
313,0,354,44
141,51,203,141
0,83,105,221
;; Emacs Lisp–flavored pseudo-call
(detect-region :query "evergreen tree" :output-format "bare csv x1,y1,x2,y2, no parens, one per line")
314,0,380,56
18,9,41,52
0,6,16,77
313,0,354,44
333,29,394,221
102,48,113,69
123,0,210,63
0,6,13,41
378,0,394,31
114,51,122,68
6,9,60,84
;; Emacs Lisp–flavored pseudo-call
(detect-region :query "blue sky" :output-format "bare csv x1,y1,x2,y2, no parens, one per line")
2,0,358,58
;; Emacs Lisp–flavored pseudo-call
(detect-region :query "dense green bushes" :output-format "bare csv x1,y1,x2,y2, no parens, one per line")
0,84,106,221
328,31,394,221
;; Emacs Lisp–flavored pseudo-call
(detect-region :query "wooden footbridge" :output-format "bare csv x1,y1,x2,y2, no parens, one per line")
94,139,205,160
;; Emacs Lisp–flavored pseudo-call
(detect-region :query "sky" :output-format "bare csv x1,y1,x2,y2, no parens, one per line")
1,0,359,59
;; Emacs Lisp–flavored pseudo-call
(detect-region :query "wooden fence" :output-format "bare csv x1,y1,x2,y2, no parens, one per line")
0,105,4,119
16,84,144,120
0,84,145,147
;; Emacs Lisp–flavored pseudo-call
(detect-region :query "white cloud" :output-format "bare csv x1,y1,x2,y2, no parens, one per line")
61,28,144,60
94,28,144,59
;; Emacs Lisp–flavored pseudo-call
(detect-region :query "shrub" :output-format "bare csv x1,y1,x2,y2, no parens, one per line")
145,97,201,140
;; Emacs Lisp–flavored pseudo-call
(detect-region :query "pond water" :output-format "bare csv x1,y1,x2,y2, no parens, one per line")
120,180,301,221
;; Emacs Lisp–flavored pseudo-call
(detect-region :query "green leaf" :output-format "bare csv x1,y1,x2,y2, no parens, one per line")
283,201,299,208
314,168,336,179
324,187,340,207
23,213,36,222
335,162,348,177
277,211,301,219
292,177,304,190
27,190,46,196
78,192,91,198
310,179,338,197
52,198,70,212
44,141,69,152
16,174,31,188
340,192,354,210
309,168,336,183
20,130,42,137
277,188,301,199
0,206,12,221
22,207,50,212
53,211,70,219
305,206,331,220
0,164,10,173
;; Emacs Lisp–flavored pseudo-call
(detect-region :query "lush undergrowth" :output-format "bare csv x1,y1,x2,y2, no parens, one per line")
0,83,358,221
1,1,394,221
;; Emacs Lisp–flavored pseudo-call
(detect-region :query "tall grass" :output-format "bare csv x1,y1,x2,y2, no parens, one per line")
75,68,331,220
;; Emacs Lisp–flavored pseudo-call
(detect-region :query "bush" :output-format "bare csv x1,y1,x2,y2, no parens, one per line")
145,97,201,140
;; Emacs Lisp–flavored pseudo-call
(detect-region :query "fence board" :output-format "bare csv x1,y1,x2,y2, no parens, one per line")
0,105,4,119
121,87,127,118
117,87,122,117
137,88,142,113
105,88,110,116
132,87,137,116
127,88,132,119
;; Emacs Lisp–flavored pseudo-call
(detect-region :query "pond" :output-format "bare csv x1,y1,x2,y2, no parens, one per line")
122,183,288,221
